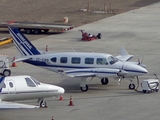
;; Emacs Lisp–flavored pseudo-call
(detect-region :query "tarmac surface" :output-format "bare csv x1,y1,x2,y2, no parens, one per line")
1,2,160,120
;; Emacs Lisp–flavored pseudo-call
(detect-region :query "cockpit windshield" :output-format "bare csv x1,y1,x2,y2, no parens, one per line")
108,56,118,65
31,77,41,85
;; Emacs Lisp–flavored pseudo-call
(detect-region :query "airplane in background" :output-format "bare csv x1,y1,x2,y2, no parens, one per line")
8,27,148,92
0,75,64,109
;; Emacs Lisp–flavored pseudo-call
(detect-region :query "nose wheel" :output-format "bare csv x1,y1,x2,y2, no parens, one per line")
129,83,135,90
38,99,47,108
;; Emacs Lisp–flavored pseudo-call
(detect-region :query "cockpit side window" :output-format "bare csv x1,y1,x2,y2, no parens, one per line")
25,78,36,87
30,77,41,85
108,56,118,65
96,58,108,65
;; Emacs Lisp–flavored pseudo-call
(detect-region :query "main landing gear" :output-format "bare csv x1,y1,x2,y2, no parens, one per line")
80,77,109,92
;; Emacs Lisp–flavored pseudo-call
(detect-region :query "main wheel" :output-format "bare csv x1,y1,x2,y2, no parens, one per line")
101,78,109,85
129,83,135,90
80,85,88,92
3,69,11,76
40,100,47,108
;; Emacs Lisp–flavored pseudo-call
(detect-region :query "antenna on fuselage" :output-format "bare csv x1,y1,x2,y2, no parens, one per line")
72,48,76,53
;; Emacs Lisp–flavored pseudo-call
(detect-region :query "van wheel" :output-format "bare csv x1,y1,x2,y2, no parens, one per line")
3,69,11,76
143,90,147,93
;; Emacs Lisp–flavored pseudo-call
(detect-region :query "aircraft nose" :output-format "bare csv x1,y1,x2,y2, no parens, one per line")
124,63,148,75
58,87,65,94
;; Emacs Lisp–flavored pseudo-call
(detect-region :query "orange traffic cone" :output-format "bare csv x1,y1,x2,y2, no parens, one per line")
59,95,63,100
68,96,74,106
11,57,17,67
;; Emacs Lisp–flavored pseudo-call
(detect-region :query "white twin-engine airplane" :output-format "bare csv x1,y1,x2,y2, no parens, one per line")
8,27,148,92
0,75,64,109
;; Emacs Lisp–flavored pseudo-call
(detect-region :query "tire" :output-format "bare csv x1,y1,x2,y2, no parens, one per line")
101,78,109,85
40,100,47,108
24,29,33,34
3,69,11,77
129,83,135,90
143,90,147,93
80,85,88,92
97,33,102,39
33,29,41,34
156,89,159,92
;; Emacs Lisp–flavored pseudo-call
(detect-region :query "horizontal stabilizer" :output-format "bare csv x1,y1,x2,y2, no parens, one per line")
14,57,31,62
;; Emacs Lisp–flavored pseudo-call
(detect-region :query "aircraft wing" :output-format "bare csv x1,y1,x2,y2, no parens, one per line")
0,101,39,109
116,47,133,61
59,68,119,78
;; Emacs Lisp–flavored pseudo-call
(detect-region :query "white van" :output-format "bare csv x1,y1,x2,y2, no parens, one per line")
0,55,11,76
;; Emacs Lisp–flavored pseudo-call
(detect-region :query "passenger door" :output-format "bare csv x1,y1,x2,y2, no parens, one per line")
6,80,16,94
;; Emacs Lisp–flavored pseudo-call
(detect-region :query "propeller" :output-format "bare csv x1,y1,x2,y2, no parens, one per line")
117,62,128,85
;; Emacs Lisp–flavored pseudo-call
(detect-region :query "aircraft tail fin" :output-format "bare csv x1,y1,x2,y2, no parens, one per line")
120,47,129,55
116,47,133,61
8,27,41,56
0,76,5,90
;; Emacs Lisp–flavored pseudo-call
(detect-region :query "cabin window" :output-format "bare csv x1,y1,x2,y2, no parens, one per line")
51,57,57,63
71,57,81,64
85,58,94,64
3,83,6,88
96,58,108,65
60,57,67,63
9,82,13,88
25,78,36,87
